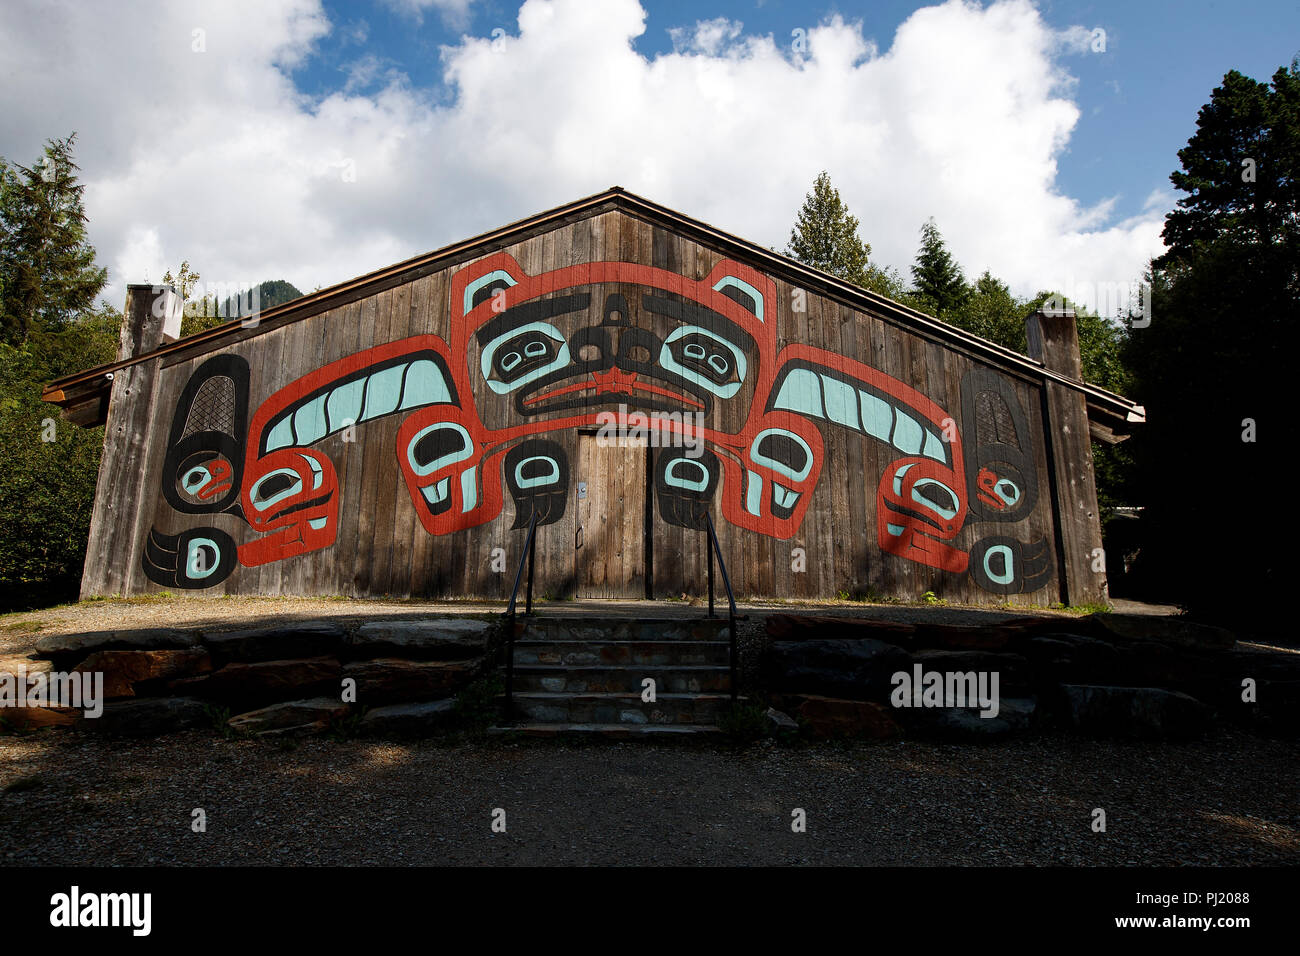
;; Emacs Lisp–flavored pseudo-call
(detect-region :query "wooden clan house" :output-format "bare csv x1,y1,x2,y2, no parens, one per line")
43,189,1144,606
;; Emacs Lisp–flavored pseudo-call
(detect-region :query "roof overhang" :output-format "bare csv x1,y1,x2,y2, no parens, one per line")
43,186,1146,440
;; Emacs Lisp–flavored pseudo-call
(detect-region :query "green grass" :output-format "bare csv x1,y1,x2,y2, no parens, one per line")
718,701,770,744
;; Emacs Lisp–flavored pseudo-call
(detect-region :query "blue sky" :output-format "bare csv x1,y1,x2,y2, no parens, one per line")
2,0,1295,314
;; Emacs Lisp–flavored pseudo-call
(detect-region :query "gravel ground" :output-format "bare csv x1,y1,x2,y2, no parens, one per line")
1,729,1296,866
3,595,1293,867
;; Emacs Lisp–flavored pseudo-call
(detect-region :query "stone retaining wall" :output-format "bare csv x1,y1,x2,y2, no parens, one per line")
4,618,502,737
759,613,1299,740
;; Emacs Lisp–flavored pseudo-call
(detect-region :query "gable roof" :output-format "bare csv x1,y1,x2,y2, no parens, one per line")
43,186,1144,440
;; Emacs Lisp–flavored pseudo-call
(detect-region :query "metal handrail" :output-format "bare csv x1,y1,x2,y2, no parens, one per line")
502,511,540,722
499,504,738,716
703,511,739,702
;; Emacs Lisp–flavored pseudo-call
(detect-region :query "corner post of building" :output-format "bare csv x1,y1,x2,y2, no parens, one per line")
1026,307,1108,607
80,284,182,598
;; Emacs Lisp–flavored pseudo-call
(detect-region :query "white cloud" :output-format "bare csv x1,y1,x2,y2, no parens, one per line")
383,0,478,29
668,17,744,55
0,0,1166,320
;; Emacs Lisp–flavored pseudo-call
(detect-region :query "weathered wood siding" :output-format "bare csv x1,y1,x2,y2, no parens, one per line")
85,207,1075,605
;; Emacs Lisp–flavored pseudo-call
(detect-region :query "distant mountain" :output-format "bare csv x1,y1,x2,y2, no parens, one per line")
222,279,303,317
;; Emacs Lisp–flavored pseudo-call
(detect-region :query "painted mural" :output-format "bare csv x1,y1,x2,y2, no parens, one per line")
142,252,1052,594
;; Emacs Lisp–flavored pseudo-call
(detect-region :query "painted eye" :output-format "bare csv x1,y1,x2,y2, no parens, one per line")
407,422,473,477
250,468,304,512
911,478,959,520
660,327,746,396
995,479,1021,505
751,429,813,482
480,321,570,394
183,466,211,491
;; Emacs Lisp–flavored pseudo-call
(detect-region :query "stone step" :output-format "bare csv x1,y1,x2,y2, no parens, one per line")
511,640,730,667
507,692,733,725
488,722,724,739
515,617,732,643
512,665,731,694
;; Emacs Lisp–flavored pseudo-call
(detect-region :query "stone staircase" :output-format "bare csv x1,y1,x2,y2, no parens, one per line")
492,616,736,738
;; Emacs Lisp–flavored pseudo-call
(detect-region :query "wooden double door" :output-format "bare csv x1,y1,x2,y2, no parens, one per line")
574,432,652,599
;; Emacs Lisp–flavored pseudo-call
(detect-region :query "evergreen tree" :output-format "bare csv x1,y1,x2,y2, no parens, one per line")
786,171,872,286
1120,63,1298,628
948,271,1025,352
1161,66,1299,260
910,218,968,318
0,134,107,344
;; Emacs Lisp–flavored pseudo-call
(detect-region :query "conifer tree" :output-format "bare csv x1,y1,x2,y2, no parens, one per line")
786,171,872,286
0,134,106,344
910,218,968,318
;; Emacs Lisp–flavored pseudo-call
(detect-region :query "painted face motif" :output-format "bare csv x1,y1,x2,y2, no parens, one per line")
451,256,773,435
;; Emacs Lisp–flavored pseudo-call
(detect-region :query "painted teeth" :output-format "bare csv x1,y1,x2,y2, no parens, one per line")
266,356,452,451
772,483,800,510
774,367,948,463
421,478,451,505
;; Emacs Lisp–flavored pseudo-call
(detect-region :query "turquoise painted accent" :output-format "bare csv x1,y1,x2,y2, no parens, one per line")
922,430,947,463
712,276,765,321
820,375,859,429
406,422,473,477
773,483,799,510
308,517,328,531
745,469,763,516
515,456,560,490
187,538,219,580
773,368,823,417
658,326,745,398
362,365,405,420
995,479,1021,505
400,359,452,409
250,468,303,512
886,523,904,537
911,478,958,519
266,415,295,452
892,410,924,454
422,478,450,505
300,452,324,490
460,466,478,513
182,465,211,493
751,428,813,482
859,391,893,441
892,462,915,496
463,269,516,315
326,379,365,431
480,321,569,394
293,394,328,445
983,545,1015,585
666,457,710,492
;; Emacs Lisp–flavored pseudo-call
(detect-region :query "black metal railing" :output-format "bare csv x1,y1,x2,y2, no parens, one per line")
499,505,740,716
501,511,539,722
703,510,739,702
